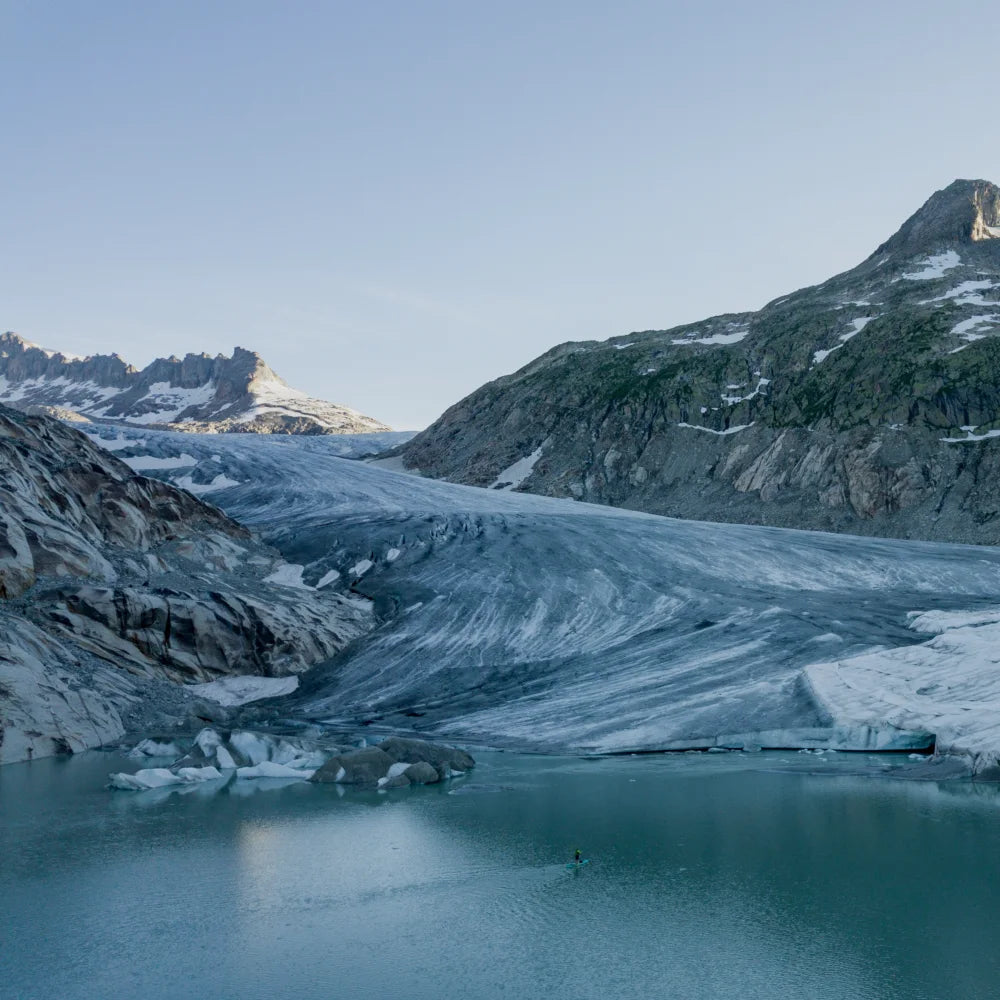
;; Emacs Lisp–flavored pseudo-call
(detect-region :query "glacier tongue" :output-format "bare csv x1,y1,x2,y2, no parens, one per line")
93,426,1000,758
805,612,1000,763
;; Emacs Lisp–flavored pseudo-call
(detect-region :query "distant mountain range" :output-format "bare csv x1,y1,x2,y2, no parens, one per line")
394,179,1000,544
0,334,390,434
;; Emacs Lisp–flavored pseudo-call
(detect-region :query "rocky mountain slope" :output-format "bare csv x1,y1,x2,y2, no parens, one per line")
394,179,1000,544
0,405,373,764
0,334,389,434
89,427,1000,768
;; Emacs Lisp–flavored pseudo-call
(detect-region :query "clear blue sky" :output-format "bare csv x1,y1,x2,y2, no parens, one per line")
3,1,998,429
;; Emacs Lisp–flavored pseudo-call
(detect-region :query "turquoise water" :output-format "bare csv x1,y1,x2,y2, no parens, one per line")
2,750,1000,1000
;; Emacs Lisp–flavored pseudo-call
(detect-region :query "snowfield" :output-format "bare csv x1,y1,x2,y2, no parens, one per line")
85,424,1000,760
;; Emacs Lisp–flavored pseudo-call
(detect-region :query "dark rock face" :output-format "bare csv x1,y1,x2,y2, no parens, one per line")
0,334,389,434
403,761,441,784
378,736,476,777
0,404,373,763
310,737,474,788
396,180,1000,544
313,746,394,785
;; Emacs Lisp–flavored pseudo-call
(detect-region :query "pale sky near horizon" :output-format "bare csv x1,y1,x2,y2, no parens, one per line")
3,1,999,429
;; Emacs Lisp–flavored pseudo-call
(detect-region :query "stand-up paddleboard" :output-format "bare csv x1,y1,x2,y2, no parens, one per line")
566,859,590,869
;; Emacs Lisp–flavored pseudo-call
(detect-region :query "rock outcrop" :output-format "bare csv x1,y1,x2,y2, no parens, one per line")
0,405,373,764
0,335,389,434
311,737,475,788
394,179,1000,544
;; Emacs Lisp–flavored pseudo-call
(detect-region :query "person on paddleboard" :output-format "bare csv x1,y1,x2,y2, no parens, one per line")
573,849,582,865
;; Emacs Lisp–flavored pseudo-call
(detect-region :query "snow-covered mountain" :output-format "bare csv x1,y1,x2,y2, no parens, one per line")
393,179,1000,545
92,425,1000,771
0,333,390,434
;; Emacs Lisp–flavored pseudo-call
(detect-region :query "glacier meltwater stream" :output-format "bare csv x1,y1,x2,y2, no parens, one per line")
2,749,1000,1000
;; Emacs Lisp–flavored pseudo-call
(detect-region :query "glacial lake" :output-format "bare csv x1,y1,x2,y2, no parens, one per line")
2,749,1000,1000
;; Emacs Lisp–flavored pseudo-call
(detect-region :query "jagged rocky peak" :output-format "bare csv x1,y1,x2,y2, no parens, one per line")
874,179,1000,257
0,333,390,434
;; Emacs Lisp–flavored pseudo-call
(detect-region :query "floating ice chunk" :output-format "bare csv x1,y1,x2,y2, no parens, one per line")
216,746,236,770
109,765,223,790
316,569,341,588
349,559,374,577
229,731,272,765
195,728,223,756
226,730,328,768
236,761,315,780
109,768,178,790
187,675,299,707
385,547,401,562
900,250,961,280
127,738,182,758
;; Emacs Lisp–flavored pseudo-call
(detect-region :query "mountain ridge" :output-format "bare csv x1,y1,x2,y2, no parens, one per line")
392,179,1000,544
0,403,374,764
0,333,390,434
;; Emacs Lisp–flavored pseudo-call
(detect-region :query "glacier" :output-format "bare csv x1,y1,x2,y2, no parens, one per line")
84,424,1000,760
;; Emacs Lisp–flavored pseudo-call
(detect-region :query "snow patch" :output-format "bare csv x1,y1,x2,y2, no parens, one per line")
900,251,961,280
721,377,770,406
173,473,242,495
672,326,749,347
677,422,754,436
263,563,313,590
923,279,997,306
491,447,544,490
187,675,300,706
812,317,875,365
126,381,218,424
941,427,1000,443
85,432,144,452
122,453,198,471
